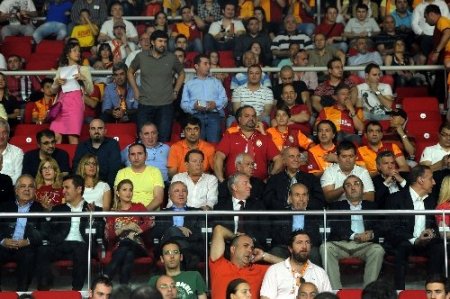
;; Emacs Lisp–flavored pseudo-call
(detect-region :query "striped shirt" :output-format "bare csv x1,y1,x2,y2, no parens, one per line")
232,84,274,117
270,32,313,51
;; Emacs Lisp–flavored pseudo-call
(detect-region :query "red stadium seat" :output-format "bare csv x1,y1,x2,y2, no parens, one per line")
218,50,236,67
23,102,35,124
336,289,362,299
35,40,65,56
9,135,37,153
403,97,440,121
55,143,77,168
407,120,441,142
0,292,18,299
32,291,81,299
105,123,137,138
0,36,32,61
398,290,427,299
112,134,137,150
14,123,50,137
26,54,58,70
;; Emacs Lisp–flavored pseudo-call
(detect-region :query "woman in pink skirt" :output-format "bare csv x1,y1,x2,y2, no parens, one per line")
50,41,93,144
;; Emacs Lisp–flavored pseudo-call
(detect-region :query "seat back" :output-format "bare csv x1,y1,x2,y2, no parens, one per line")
55,144,77,168
35,40,65,56
0,36,32,61
336,289,362,299
0,292,18,299
398,290,427,299
32,291,82,299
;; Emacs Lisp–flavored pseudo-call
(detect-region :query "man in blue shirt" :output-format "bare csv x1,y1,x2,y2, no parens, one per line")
181,54,227,143
101,62,138,123
391,0,413,32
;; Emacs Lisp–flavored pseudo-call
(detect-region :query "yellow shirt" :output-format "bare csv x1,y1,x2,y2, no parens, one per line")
71,24,96,48
436,16,450,53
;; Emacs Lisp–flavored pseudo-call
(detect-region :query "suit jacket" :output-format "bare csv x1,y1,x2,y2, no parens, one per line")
214,196,268,248
41,201,105,246
0,174,14,204
0,200,44,246
327,200,382,242
270,206,322,247
264,171,325,210
372,172,409,209
385,187,438,246
218,176,265,206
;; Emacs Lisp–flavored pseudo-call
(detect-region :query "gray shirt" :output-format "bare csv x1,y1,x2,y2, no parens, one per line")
130,50,184,106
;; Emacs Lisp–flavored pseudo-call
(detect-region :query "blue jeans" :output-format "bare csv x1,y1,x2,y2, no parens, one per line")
297,23,316,36
33,21,67,43
137,103,173,142
193,112,223,143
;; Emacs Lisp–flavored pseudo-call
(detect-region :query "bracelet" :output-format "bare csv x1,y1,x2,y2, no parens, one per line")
262,252,266,260
401,135,407,139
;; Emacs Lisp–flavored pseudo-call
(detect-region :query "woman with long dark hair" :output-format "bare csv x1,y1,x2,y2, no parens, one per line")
226,279,252,299
50,41,93,144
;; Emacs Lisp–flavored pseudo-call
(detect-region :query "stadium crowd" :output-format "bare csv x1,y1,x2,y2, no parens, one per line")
2,0,450,297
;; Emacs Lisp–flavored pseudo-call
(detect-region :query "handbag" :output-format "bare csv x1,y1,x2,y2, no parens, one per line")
45,94,62,122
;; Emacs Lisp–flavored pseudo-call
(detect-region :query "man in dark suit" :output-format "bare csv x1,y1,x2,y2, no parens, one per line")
372,150,409,208
320,175,385,290
270,183,322,265
264,146,325,210
36,174,104,291
152,181,206,269
386,165,444,290
214,173,267,248
0,174,43,291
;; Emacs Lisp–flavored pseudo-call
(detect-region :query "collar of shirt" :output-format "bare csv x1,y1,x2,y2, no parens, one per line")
172,206,187,211
347,200,362,210
409,186,428,202
67,200,85,211
193,74,214,80
15,199,32,211
232,197,246,210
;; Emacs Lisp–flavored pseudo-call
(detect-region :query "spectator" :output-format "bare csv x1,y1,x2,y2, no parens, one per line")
76,154,112,210
362,280,397,299
30,78,56,125
170,149,218,210
35,157,64,209
269,183,323,265
203,3,245,52
71,9,99,52
0,175,43,291
292,50,318,91
271,15,313,61
424,276,450,299
217,152,265,205
386,165,444,290
358,121,409,175
36,174,104,291
156,275,177,299
72,118,122,189
343,3,380,41
71,0,107,27
104,179,154,283
125,32,151,67
320,175,385,290
0,155,14,204
249,41,265,66
420,122,450,172
102,62,138,123
167,117,215,178
384,109,415,160
180,54,227,143
32,0,72,44
214,105,283,182
209,50,229,82
307,120,338,176
384,39,421,88
255,0,285,35
315,83,364,144
347,37,383,80
98,1,138,44
391,0,413,33
260,230,332,297
209,224,283,299
150,11,171,36
374,16,412,58
372,151,409,208
50,41,93,144
107,19,137,63
277,43,301,67
128,30,185,142
234,17,272,66
230,51,272,90
288,0,316,36
297,282,319,299
264,146,325,210
314,6,347,52
355,63,394,121
89,276,113,299
0,0,37,40
273,65,310,108
253,7,276,39
170,6,204,53
22,129,70,177
275,83,311,134
148,240,207,297
121,122,169,183
226,279,252,299
321,141,374,203
6,55,40,103
115,143,164,210
90,43,114,73
0,72,20,125
197,0,221,26
0,118,23,184
231,64,274,126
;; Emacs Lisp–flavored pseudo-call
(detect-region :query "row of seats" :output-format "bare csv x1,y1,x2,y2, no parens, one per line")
336,289,426,298
0,291,81,299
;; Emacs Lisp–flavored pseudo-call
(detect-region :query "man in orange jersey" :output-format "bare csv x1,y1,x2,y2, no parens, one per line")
357,121,409,176
307,120,337,177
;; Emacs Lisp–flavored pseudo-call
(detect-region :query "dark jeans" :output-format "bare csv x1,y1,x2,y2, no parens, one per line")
0,246,35,291
36,241,88,291
137,103,173,142
192,112,223,143
203,33,235,53
103,239,147,284
392,238,444,290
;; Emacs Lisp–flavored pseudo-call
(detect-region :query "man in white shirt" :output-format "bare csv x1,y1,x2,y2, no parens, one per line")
0,118,23,184
98,1,138,44
420,122,450,172
321,141,375,203
170,149,218,210
0,0,37,39
343,3,380,41
260,230,332,298
386,165,444,290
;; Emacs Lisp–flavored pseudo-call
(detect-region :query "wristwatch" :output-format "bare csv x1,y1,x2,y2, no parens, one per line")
375,91,381,96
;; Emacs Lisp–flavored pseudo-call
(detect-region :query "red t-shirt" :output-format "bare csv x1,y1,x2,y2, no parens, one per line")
216,130,280,180
209,256,269,299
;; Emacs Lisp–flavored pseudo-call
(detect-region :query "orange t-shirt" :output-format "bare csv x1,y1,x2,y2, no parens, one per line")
307,144,336,174
316,106,364,134
436,16,450,53
266,127,313,151
357,142,404,172
167,139,215,173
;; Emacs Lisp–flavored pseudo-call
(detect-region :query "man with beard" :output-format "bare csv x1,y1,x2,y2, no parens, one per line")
72,118,121,188
22,129,70,177
260,230,331,298
214,105,283,182
320,175,384,290
128,30,185,142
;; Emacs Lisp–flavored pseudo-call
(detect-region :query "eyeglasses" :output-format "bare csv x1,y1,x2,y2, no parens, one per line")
159,283,176,289
41,140,56,146
84,161,98,166
163,249,180,255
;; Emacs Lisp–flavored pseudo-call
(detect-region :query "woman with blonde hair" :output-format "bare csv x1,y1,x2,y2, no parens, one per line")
436,176,450,228
76,153,111,210
35,157,64,209
104,179,154,283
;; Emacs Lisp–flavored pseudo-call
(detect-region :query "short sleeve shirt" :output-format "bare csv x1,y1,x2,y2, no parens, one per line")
420,143,450,165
